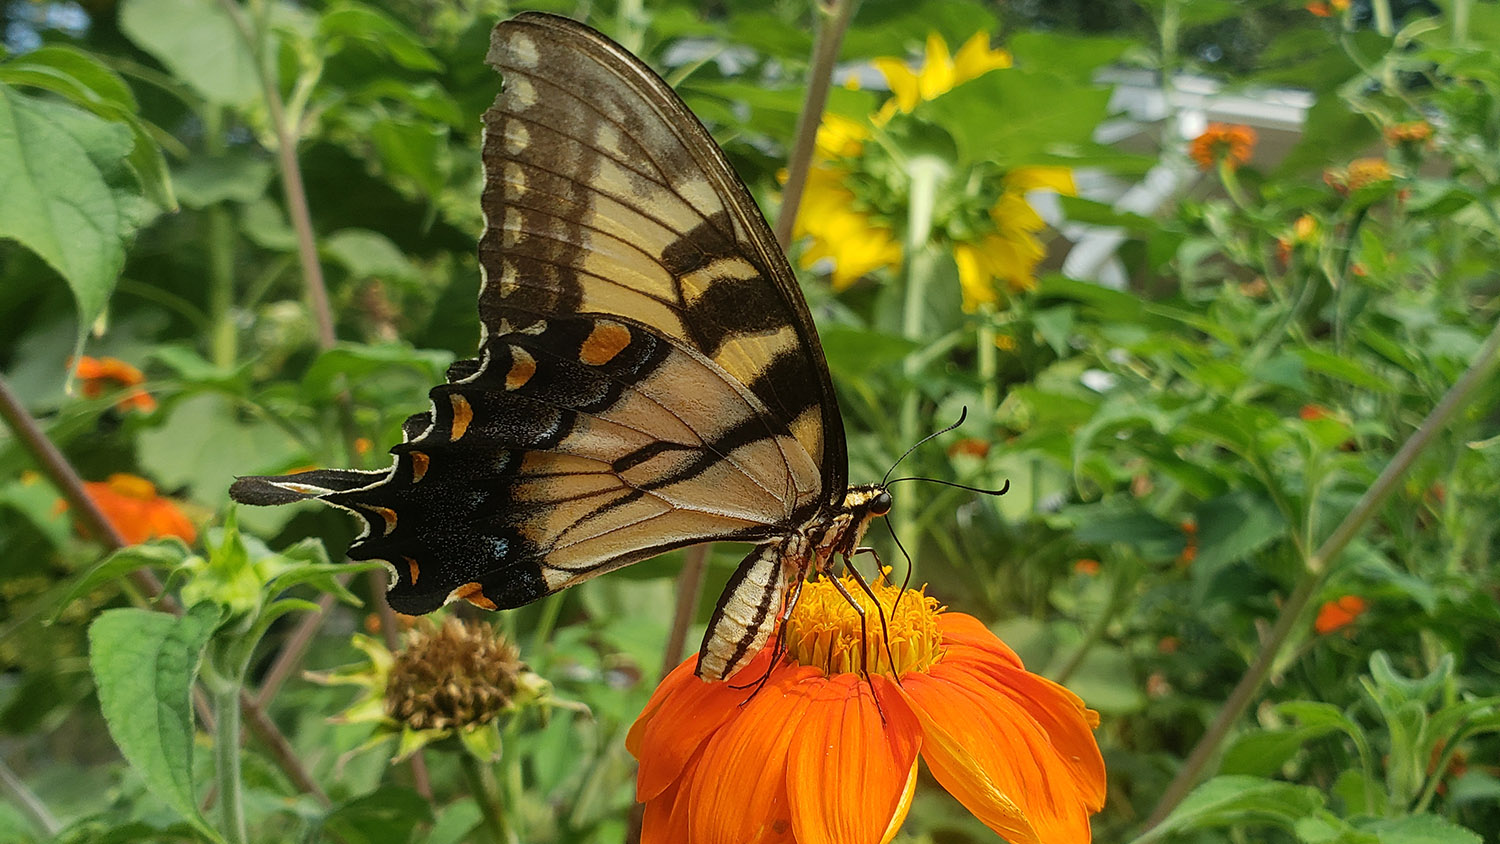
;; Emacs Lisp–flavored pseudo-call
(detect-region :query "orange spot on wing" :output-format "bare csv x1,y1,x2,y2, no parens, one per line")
579,321,631,365
365,505,398,534
405,556,420,585
449,394,473,440
506,349,537,389
409,451,429,483
453,581,498,611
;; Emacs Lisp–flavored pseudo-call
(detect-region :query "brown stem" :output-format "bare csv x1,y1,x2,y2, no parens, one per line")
773,0,858,250
658,544,710,679
214,0,335,348
1142,304,1500,830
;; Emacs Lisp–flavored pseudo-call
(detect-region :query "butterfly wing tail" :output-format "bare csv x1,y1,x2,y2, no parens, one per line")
228,468,389,506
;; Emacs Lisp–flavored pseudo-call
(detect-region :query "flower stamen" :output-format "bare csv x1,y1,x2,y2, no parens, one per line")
784,572,943,678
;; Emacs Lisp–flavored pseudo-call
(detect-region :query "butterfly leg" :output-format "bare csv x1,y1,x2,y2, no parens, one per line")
842,558,903,690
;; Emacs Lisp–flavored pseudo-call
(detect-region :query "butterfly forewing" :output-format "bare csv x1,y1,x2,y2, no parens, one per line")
230,13,852,625
483,13,846,496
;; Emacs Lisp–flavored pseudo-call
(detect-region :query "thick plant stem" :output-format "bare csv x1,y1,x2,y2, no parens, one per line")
459,752,513,844
213,685,248,844
1142,302,1500,830
774,0,858,250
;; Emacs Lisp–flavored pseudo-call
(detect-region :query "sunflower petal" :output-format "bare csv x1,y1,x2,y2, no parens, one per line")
903,665,1099,843
785,676,921,844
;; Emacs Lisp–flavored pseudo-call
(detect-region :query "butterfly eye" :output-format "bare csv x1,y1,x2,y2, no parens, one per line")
870,490,893,516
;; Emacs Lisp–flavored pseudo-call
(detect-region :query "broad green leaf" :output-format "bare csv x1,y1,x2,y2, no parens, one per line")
0,86,136,344
818,325,920,378
1137,775,1324,843
920,70,1112,167
136,393,304,498
172,155,274,208
88,602,224,842
1222,724,1342,777
0,46,174,210
323,228,420,284
119,0,262,106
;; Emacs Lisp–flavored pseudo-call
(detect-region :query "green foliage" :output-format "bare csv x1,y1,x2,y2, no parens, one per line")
2,0,1498,843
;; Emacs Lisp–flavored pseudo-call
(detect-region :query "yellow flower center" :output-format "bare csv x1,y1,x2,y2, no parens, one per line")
105,473,158,500
783,572,944,678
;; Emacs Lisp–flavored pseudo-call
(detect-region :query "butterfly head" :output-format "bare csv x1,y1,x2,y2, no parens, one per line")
839,483,893,528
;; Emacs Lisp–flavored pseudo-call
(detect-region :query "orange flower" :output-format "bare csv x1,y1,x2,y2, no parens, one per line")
1300,404,1331,421
1385,121,1433,147
1176,520,1199,567
1074,558,1101,576
1314,595,1367,634
1306,0,1349,14
78,473,197,545
627,574,1105,844
73,356,156,413
1188,123,1256,171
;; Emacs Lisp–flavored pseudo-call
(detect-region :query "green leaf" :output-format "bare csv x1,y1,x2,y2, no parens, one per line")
119,0,262,106
920,70,1112,167
136,393,304,498
1138,775,1324,843
1363,815,1483,844
48,539,193,623
369,119,449,200
321,787,433,844
0,86,136,344
1191,491,1286,583
323,228,420,284
88,603,224,842
300,343,451,401
172,155,274,208
319,3,442,71
818,325,920,378
0,46,174,210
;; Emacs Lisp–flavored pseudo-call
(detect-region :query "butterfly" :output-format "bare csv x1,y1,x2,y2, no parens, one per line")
230,11,897,683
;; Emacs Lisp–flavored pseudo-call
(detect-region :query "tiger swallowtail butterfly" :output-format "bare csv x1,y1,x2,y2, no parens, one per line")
230,11,896,682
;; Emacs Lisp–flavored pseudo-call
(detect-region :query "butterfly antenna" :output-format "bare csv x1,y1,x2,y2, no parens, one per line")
885,476,1012,496
881,406,972,487
882,517,917,616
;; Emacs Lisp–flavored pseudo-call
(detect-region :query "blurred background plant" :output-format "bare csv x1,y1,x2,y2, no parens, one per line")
1,0,1498,842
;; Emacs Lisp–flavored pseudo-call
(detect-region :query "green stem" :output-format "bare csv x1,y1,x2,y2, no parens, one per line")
207,204,238,368
1054,564,1131,685
1140,284,1500,831
0,756,58,837
213,684,248,844
976,311,998,414
459,751,513,844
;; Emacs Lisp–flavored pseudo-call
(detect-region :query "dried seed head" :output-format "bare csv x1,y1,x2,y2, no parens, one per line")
384,617,521,731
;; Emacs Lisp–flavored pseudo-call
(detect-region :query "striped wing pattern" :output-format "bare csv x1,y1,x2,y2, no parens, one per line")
232,13,847,621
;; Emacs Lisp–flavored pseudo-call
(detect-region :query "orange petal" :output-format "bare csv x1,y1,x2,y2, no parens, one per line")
686,669,821,844
784,675,921,844
951,659,1106,810
902,664,1099,844
936,613,1024,668
628,651,783,801
640,751,697,844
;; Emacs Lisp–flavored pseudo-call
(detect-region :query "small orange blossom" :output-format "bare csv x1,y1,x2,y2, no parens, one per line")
73,473,197,545
1188,123,1256,171
1314,595,1367,634
73,356,156,413
627,574,1105,844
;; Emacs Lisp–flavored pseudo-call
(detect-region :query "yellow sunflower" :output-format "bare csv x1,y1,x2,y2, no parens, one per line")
793,32,1074,310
